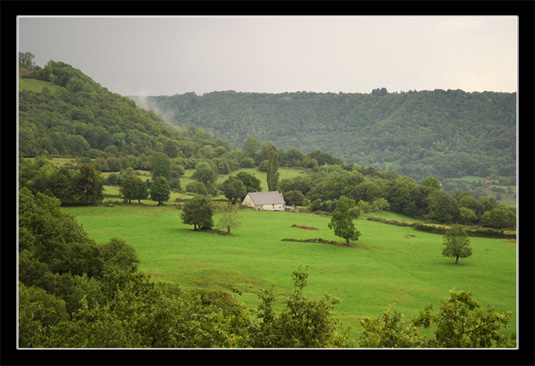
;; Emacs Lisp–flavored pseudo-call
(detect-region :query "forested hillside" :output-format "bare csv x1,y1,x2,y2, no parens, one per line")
19,60,235,161
134,90,516,181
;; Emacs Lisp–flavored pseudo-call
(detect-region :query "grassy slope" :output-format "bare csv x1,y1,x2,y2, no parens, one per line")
65,205,517,339
19,77,65,93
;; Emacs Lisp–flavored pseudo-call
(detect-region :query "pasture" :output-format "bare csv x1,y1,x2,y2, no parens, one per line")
65,204,517,339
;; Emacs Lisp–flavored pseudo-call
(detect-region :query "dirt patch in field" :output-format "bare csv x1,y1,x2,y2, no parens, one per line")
291,224,319,231
505,238,516,243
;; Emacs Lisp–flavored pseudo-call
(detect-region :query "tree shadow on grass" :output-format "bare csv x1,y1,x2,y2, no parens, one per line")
171,227,234,236
436,257,475,267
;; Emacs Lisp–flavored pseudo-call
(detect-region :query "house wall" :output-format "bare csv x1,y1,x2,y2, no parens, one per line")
242,195,255,208
260,203,285,211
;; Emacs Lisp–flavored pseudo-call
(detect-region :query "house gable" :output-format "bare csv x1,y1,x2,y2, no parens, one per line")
242,191,286,211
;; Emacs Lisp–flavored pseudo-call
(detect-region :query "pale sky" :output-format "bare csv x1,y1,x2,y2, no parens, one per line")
18,16,518,96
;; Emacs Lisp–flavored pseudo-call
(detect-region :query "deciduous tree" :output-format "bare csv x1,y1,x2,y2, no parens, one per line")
216,204,241,234
120,175,148,204
266,151,280,191
222,178,247,204
181,195,214,230
149,152,171,181
150,176,171,206
328,196,361,245
442,225,472,264
71,163,103,205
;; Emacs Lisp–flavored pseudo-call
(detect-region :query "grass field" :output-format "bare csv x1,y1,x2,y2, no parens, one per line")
64,204,517,339
19,77,65,94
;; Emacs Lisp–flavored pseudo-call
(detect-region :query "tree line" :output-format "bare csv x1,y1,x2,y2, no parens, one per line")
135,88,516,182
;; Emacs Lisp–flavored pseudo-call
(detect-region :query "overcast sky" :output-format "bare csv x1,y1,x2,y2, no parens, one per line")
18,16,518,96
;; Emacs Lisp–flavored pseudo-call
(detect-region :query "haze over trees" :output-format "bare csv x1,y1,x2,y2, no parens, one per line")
133,89,516,182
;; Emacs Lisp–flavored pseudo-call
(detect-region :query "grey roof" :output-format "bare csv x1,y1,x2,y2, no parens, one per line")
247,191,285,205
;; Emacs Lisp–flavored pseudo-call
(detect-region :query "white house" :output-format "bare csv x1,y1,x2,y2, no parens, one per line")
241,191,286,211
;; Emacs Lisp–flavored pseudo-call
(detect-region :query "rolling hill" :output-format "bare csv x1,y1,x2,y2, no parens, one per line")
132,89,516,181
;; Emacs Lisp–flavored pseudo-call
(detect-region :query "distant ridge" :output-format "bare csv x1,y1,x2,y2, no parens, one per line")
133,89,516,181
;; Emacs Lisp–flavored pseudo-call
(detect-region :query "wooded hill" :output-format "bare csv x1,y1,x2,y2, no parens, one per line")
133,89,516,181
19,60,235,162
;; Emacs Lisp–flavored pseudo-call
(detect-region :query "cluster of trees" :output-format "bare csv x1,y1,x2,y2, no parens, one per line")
18,188,514,348
19,157,104,205
277,163,515,229
19,157,173,207
137,88,516,181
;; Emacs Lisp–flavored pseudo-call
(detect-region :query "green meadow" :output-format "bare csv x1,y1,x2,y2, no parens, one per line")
65,204,517,339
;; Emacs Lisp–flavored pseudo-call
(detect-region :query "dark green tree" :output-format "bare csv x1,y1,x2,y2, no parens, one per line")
266,151,280,192
458,207,478,225
181,195,214,230
284,190,305,206
222,177,247,204
242,137,261,159
149,152,171,181
191,162,218,195
481,207,516,229
19,52,36,68
442,225,472,264
71,163,103,205
99,237,140,273
150,176,171,206
328,196,361,245
420,176,441,190
426,190,460,224
235,171,261,193
120,175,148,204
163,140,179,158
358,302,425,348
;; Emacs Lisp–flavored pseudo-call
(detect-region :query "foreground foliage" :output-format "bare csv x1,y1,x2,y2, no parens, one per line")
18,187,514,348
358,289,515,348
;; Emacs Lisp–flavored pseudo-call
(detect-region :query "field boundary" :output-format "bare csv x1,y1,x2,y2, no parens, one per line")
366,217,516,239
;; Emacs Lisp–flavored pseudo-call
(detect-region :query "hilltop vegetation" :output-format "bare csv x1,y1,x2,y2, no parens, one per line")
19,57,235,162
133,89,516,182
